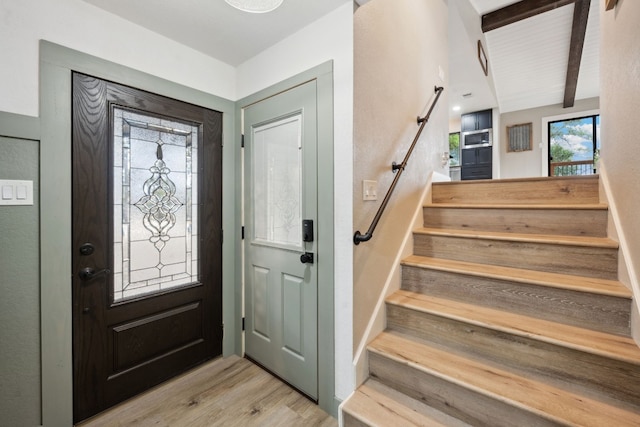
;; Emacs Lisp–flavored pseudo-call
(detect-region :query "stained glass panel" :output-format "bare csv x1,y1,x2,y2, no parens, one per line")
113,108,199,302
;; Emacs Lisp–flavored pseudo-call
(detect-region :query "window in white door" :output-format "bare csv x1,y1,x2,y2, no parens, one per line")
251,114,303,250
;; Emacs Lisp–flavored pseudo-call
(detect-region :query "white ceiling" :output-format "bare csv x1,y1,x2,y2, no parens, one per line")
81,0,348,66
458,0,600,114
82,0,600,116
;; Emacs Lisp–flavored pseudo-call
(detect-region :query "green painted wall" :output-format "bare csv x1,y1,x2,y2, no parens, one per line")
0,134,41,426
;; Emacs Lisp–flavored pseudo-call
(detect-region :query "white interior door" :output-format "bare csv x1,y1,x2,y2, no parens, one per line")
243,80,318,399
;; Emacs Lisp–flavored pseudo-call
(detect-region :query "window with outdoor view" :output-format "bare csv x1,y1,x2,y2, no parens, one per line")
548,115,600,176
449,132,460,167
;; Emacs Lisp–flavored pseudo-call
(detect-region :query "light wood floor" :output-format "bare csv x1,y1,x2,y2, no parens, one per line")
77,355,337,427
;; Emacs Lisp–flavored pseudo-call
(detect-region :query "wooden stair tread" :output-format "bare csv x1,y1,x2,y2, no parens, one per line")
432,175,599,186
424,203,608,210
415,227,619,248
401,255,631,298
431,176,600,205
369,332,640,427
343,380,472,427
387,290,640,365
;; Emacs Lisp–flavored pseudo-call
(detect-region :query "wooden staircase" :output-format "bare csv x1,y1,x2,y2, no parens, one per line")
343,176,640,426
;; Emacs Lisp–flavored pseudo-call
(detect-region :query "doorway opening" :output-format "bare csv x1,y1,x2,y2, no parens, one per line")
548,114,600,177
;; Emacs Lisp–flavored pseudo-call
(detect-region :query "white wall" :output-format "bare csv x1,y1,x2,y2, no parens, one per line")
352,0,449,384
0,0,236,117
237,1,355,402
499,97,600,178
600,0,640,330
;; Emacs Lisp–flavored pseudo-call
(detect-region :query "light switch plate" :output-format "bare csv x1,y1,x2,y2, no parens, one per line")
2,185,13,200
363,180,378,201
0,180,34,205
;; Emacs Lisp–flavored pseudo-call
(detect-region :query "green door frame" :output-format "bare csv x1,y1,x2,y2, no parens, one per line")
236,62,336,415
39,41,237,426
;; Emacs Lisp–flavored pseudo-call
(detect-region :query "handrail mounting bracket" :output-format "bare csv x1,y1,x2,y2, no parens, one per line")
353,85,445,245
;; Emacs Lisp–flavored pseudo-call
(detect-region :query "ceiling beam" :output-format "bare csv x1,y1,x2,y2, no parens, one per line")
482,0,592,109
563,0,590,107
482,0,574,33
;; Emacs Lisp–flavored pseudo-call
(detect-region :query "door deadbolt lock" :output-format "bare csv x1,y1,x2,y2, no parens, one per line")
79,242,95,256
302,219,314,242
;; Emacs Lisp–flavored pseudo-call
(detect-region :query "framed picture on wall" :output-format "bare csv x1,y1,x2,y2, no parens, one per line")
507,123,533,152
478,40,488,76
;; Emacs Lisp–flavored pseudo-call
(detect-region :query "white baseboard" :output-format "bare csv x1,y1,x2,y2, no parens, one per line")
599,163,640,346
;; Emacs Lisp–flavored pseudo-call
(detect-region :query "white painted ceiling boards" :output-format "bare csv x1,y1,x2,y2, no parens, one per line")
463,0,600,113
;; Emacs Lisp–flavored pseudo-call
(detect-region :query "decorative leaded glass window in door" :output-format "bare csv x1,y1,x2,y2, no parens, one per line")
113,108,199,302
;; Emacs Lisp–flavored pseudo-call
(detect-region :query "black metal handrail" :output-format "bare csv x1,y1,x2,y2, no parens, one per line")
354,86,444,245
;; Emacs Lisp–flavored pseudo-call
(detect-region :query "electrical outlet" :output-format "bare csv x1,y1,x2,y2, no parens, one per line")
363,180,377,201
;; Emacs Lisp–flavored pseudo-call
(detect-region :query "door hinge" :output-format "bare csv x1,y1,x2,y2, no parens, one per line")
221,229,224,244
241,134,245,148
242,317,246,331
241,226,245,240
222,323,225,338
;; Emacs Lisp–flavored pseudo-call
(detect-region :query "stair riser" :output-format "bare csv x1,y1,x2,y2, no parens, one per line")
343,413,369,427
423,207,607,237
413,234,618,280
432,177,599,205
368,351,563,427
401,265,631,336
387,304,640,407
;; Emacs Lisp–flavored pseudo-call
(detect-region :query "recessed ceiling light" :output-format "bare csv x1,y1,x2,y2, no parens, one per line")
452,105,461,111
225,0,284,13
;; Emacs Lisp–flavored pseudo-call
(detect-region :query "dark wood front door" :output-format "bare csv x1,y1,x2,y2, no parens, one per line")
72,73,223,422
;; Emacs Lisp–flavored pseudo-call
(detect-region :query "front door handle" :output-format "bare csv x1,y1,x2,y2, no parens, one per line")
300,252,314,264
79,267,111,282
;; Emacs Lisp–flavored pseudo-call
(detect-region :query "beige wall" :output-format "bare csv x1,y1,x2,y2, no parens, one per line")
499,97,600,178
601,0,640,290
353,0,449,355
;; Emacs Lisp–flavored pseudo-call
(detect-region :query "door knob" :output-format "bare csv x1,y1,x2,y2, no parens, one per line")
300,252,314,264
79,267,111,282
